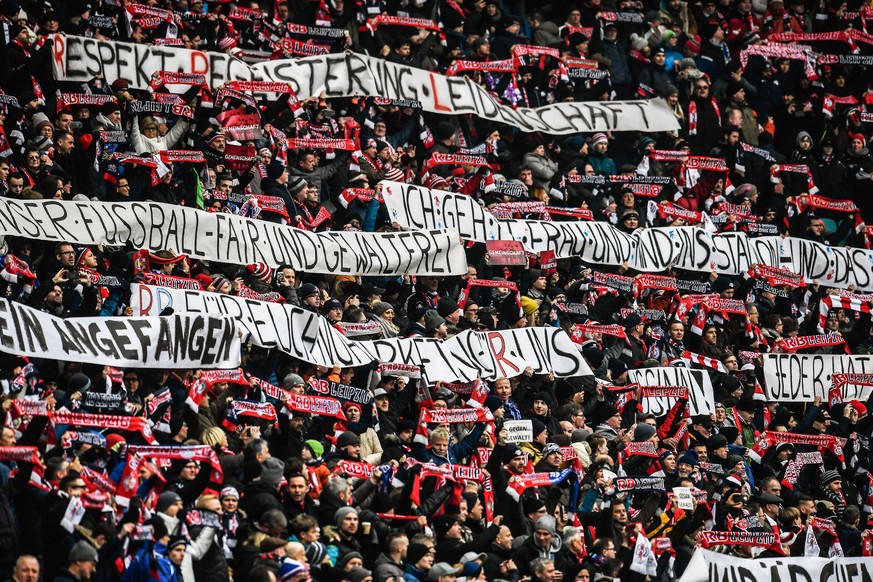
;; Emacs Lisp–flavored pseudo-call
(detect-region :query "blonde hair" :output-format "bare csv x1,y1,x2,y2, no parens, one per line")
430,428,451,443
200,426,226,448
196,494,219,509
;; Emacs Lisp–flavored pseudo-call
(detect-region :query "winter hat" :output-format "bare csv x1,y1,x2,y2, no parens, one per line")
101,101,121,116
796,130,812,148
543,442,562,457
287,175,307,196
277,558,307,581
437,297,460,318
523,497,546,515
534,515,557,535
322,298,343,314
630,33,648,51
32,135,52,153
373,301,393,316
591,133,609,147
337,552,364,570
564,135,586,152
726,79,745,98
68,372,91,393
433,513,460,537
304,440,324,459
685,36,701,54
105,433,126,453
521,296,539,316
424,310,446,332
821,470,841,487
607,358,628,378
156,491,183,513
435,121,456,141
218,36,238,52
299,283,320,299
484,394,504,413
725,453,744,471
31,112,52,131
503,446,525,463
335,506,358,528
634,423,657,442
258,457,286,487
282,373,305,389
569,31,589,45
407,543,431,566
266,161,287,180
462,491,480,511
305,541,328,565
571,428,592,442
220,487,240,500
347,568,373,582
708,434,728,450
531,418,548,438
677,449,699,466
248,263,272,283
68,540,98,563
337,431,361,448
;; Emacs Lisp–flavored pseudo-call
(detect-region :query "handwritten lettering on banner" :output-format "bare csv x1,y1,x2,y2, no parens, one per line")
383,181,873,290
0,299,240,368
627,367,715,415
677,549,873,582
52,35,679,134
0,199,465,276
504,420,534,443
131,285,590,382
763,354,873,402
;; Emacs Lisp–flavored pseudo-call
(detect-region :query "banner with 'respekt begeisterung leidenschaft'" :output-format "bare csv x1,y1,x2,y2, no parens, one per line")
51,34,680,134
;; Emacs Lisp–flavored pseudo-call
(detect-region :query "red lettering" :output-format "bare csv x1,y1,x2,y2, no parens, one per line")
487,332,521,377
190,51,208,75
53,35,65,76
429,73,451,112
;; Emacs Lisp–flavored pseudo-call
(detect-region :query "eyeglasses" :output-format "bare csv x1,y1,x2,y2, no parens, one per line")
59,250,75,255
696,85,709,90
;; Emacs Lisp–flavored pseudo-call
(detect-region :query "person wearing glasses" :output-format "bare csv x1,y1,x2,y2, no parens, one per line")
685,77,722,153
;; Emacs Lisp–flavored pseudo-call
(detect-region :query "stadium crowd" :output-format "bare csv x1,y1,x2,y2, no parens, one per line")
1,0,873,581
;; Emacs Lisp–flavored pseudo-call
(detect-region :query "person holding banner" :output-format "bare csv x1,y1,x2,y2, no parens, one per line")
9,0,873,578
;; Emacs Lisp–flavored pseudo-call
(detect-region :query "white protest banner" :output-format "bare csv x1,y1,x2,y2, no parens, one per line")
0,299,240,368
52,34,255,90
0,199,465,276
383,182,873,290
254,53,679,134
131,284,590,382
678,548,873,582
132,283,327,362
53,35,679,134
504,420,534,443
384,182,718,271
366,327,592,384
672,487,694,510
763,354,873,401
627,367,714,415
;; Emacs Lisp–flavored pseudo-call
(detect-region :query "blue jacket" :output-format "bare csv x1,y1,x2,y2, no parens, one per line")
403,563,428,582
122,542,179,582
412,422,487,466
